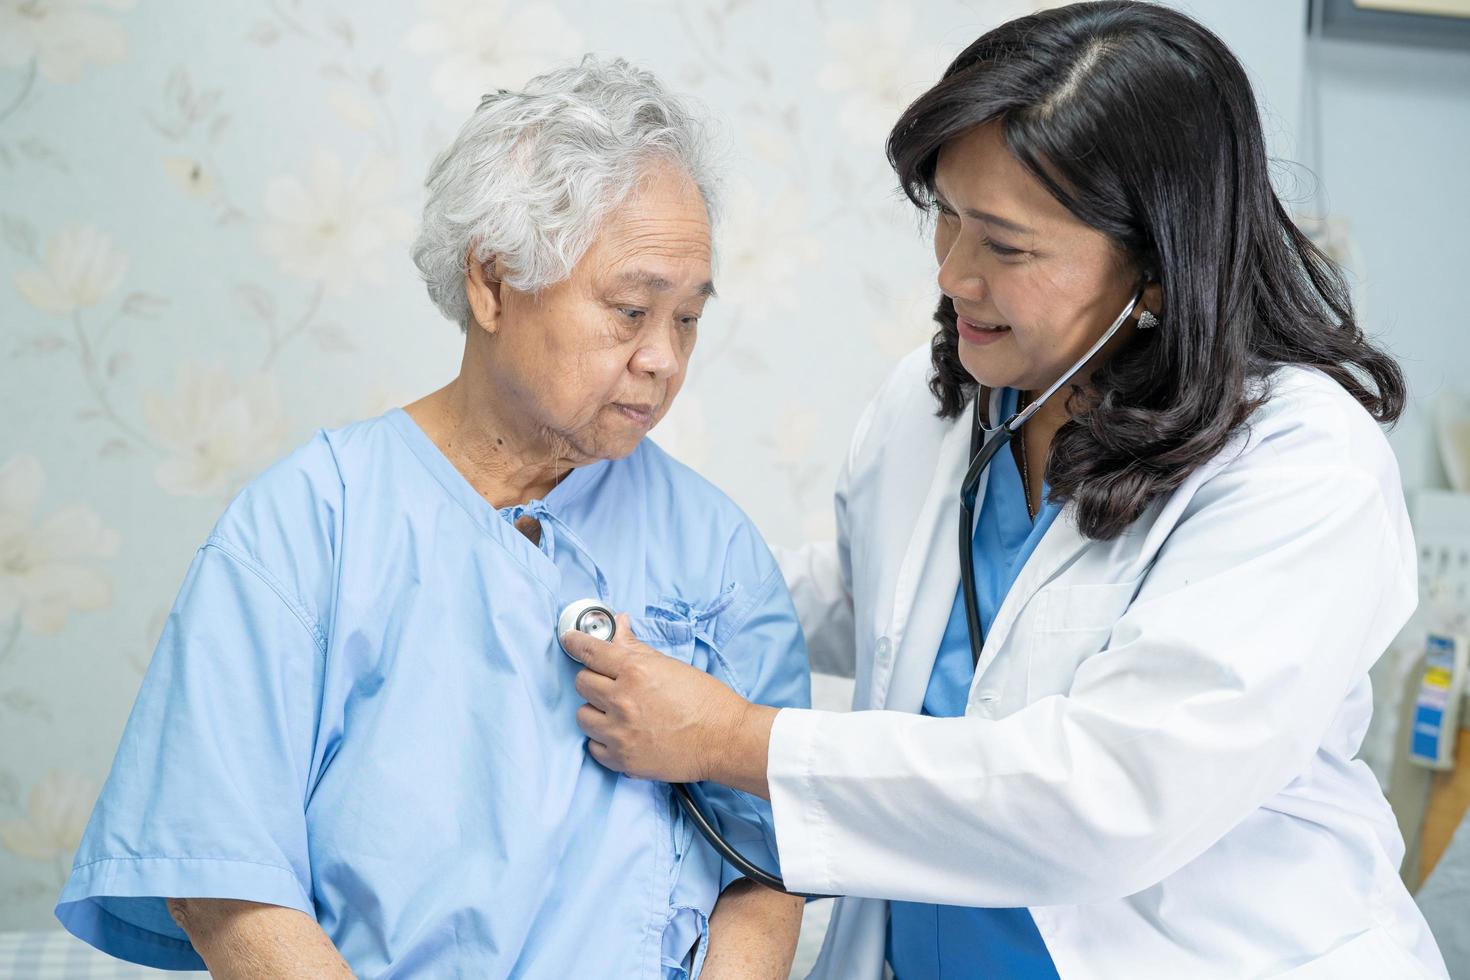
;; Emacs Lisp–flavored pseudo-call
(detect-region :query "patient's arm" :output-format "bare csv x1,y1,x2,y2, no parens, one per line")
167,898,354,979
700,879,804,979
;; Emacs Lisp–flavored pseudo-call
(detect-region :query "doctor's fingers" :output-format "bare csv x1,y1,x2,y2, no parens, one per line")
576,702,612,741
576,705,633,774
611,613,638,644
583,736,627,774
574,667,617,710
560,628,628,678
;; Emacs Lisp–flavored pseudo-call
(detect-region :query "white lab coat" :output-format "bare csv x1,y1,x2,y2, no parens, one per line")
770,346,1449,980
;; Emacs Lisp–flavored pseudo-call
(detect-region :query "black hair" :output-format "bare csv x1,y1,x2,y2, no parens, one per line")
886,0,1404,540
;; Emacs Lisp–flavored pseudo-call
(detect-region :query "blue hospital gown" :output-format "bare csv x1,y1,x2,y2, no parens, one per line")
56,408,811,978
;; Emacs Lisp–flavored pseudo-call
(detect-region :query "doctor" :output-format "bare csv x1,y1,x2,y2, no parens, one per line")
562,3,1450,978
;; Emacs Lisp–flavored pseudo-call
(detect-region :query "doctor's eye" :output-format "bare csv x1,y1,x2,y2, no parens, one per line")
616,307,646,320
677,314,701,330
981,237,1025,259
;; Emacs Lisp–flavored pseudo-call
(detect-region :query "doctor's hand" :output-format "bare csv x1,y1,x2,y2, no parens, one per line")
562,613,778,798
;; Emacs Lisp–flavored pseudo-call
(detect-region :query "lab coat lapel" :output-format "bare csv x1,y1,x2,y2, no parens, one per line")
971,501,1090,685
881,408,973,712
883,388,1096,707
883,386,1025,712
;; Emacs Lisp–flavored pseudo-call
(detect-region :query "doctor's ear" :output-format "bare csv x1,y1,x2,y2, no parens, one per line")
1137,272,1163,330
464,251,504,336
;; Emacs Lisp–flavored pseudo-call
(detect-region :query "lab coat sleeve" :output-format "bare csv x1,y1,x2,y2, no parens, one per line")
54,539,326,968
770,384,879,679
765,452,1416,906
772,541,851,679
699,557,812,891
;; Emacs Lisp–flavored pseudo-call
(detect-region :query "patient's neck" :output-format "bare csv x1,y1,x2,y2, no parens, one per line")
403,376,572,511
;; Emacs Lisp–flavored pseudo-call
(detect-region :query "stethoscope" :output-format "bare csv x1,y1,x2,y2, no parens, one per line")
556,285,1147,897
557,599,829,897
959,286,1145,667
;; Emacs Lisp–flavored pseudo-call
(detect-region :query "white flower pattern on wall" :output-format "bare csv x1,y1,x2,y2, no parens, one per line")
818,1,936,146
162,154,217,198
0,454,118,638
260,150,414,295
143,363,289,499
716,181,826,317
651,392,710,471
148,68,247,225
0,0,134,85
7,223,296,505
0,771,98,882
245,149,412,371
12,225,125,314
868,278,942,364
249,4,401,156
8,221,171,461
407,0,585,112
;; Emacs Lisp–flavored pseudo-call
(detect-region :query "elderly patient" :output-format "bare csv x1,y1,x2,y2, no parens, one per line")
56,57,809,979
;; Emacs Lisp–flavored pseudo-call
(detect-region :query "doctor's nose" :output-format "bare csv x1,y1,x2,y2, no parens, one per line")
936,248,988,307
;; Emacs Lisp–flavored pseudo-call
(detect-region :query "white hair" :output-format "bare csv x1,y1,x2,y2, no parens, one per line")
412,55,721,330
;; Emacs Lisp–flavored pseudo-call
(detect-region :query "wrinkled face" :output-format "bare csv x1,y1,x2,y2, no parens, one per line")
471,162,713,463
932,121,1143,393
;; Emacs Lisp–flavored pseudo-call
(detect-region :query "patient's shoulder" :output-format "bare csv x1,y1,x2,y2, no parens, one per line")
624,439,757,540
212,430,344,557
620,438,778,582
201,429,345,638
628,438,741,511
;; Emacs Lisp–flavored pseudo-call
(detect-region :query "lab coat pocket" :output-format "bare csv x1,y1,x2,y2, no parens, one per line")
1026,580,1139,700
1268,926,1440,979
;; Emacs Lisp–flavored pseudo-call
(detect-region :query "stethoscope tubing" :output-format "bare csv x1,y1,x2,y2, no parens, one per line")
673,783,834,898
959,288,1144,667
565,286,1145,900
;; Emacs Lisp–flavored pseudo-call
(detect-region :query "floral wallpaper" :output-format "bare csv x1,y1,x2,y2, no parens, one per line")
0,0,1066,933
0,1,1345,958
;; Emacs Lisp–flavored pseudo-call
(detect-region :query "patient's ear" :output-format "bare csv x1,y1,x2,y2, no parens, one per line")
465,251,503,336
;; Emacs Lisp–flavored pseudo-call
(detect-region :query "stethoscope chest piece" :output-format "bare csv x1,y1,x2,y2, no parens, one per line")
551,595,824,897
558,599,617,652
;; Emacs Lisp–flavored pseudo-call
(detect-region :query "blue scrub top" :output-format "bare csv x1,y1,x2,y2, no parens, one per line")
887,389,1062,980
56,409,810,979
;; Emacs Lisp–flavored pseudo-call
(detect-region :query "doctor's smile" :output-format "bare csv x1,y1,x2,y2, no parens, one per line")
954,315,1012,346
558,3,1444,977
50,1,1455,979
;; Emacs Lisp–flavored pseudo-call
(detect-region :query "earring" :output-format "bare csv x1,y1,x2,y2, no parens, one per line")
1138,310,1160,330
